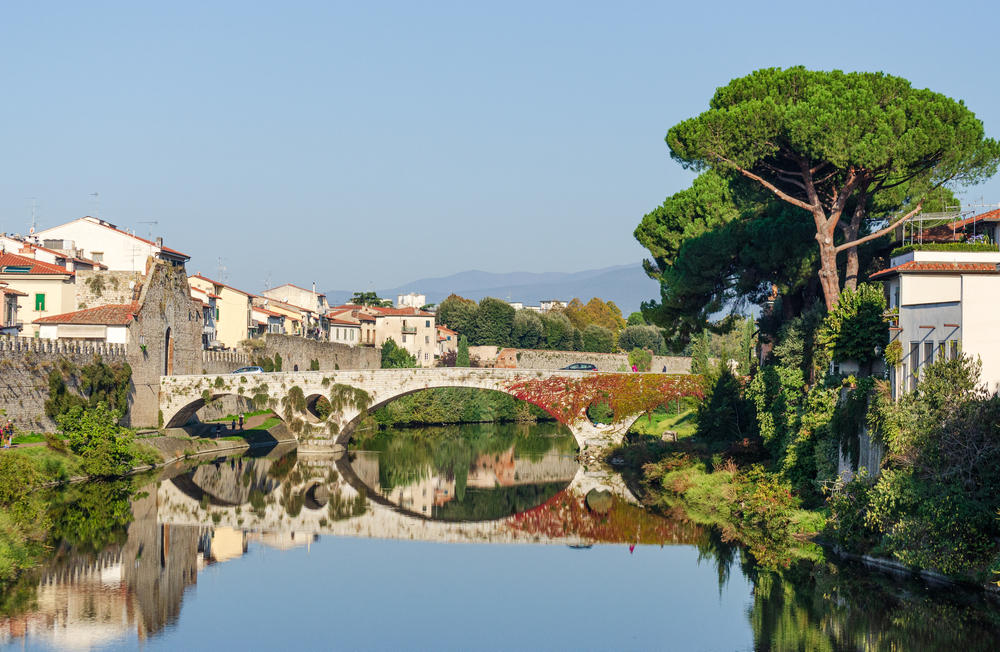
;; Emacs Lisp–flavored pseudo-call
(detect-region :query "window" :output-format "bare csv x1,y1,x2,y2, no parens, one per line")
924,341,934,368
91,252,103,263
937,341,947,360
425,336,430,344
950,340,960,360
425,320,430,327
34,293,45,311
909,342,920,391
215,307,220,321
402,335,407,343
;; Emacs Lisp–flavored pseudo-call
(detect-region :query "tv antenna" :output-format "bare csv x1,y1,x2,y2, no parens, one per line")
217,257,228,282
89,192,99,219
28,198,38,234
136,220,159,241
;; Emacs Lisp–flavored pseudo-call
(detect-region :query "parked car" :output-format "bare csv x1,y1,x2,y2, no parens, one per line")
233,366,264,374
560,363,597,371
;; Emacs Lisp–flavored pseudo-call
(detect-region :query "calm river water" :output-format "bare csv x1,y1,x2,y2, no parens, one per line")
2,421,999,651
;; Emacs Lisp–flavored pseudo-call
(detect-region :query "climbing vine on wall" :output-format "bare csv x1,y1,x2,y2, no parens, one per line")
503,373,704,426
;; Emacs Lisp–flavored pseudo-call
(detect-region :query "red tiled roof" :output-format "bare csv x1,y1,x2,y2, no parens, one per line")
0,285,27,297
871,261,1000,279
34,302,139,326
0,252,74,276
189,274,251,297
11,241,108,269
436,325,457,334
950,208,1000,230
329,318,361,326
252,307,285,318
370,306,433,317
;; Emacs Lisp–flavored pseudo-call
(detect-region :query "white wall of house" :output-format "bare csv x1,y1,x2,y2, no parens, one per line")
961,275,1000,394
33,217,185,272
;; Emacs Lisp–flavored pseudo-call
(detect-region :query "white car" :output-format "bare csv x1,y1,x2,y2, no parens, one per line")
233,366,264,374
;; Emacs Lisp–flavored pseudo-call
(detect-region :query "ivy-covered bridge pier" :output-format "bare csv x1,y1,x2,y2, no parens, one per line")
159,368,702,451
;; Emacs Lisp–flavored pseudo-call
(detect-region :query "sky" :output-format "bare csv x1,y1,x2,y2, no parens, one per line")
2,1,1000,294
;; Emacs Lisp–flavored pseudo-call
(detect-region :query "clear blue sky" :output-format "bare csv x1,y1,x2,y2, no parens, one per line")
2,1,999,293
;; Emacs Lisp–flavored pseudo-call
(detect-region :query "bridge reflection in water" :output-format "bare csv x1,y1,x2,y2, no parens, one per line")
0,429,702,648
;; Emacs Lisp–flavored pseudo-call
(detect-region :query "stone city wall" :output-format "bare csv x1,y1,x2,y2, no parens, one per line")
0,336,128,432
240,333,380,372
74,269,144,310
494,348,692,373
202,350,251,375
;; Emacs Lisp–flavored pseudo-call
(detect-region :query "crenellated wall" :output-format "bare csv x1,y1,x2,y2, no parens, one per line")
0,335,128,431
201,350,251,374
240,333,380,372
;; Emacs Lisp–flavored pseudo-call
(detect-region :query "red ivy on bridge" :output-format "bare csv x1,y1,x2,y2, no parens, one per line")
506,490,702,545
503,373,704,426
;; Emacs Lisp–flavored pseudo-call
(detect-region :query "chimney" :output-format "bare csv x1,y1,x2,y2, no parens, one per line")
65,259,75,273
155,237,163,248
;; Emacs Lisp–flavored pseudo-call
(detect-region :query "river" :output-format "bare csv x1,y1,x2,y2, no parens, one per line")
2,421,999,650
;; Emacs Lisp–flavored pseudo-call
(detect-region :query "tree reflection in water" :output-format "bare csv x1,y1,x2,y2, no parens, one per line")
1,443,999,649
349,421,579,520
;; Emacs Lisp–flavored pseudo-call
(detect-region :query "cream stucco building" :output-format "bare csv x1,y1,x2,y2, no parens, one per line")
873,248,1000,396
0,252,76,337
188,274,252,349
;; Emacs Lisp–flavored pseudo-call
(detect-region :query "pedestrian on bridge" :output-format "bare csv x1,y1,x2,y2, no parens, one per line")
238,413,244,431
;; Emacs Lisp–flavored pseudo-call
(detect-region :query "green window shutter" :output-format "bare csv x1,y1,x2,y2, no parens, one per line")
35,294,45,311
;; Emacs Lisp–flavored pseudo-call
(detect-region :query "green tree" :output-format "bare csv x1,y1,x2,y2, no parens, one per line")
626,311,646,326
817,283,888,372
456,335,470,367
617,325,666,356
637,175,820,347
380,338,417,368
628,347,652,371
436,294,478,334
581,324,615,353
512,310,543,349
696,364,753,442
540,311,575,350
472,297,515,346
666,67,1000,308
56,403,136,477
350,291,392,307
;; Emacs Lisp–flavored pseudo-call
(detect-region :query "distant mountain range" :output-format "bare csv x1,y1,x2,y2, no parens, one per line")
326,264,661,315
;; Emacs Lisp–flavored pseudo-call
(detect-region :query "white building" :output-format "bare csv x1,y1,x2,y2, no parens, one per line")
396,292,426,309
33,302,137,344
872,247,1000,396
32,216,189,272
539,299,568,312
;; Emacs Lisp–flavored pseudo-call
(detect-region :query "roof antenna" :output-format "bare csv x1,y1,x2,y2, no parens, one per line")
217,256,228,283
28,198,37,234
137,220,159,241
89,192,99,219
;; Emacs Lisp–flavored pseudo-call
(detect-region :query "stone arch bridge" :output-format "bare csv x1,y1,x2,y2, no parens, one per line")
159,368,689,451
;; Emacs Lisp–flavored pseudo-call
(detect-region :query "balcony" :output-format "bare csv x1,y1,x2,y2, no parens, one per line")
401,325,417,335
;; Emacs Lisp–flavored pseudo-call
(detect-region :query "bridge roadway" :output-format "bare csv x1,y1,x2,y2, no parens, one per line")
159,367,670,450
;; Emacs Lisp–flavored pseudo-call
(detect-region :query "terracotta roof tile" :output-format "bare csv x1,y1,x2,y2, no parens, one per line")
871,261,1000,279
34,302,139,325
0,252,74,276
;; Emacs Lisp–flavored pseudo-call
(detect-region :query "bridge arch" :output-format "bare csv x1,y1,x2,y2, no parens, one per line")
159,368,693,450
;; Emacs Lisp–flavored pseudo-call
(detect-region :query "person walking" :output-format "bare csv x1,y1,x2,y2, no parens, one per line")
238,413,244,431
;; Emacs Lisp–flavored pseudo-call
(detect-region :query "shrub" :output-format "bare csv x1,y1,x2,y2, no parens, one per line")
56,403,136,477
628,348,652,372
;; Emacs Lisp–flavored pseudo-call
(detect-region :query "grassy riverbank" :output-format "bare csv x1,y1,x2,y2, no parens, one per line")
615,430,826,569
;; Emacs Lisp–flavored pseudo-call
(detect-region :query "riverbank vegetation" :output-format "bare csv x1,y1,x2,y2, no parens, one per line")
629,67,1000,586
